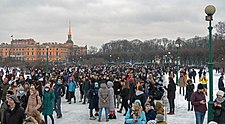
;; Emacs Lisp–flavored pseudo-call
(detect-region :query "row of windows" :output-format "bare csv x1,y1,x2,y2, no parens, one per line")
0,48,60,51
4,52,59,56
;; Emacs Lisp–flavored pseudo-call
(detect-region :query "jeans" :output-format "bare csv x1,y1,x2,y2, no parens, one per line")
99,108,109,119
115,95,121,108
168,99,175,113
55,98,62,116
195,112,205,124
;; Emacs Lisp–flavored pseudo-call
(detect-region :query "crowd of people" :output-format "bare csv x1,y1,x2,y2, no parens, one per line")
0,65,224,124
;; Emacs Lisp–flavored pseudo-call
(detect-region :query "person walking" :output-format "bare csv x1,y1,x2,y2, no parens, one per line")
164,77,176,115
191,83,207,124
185,79,194,111
98,83,110,122
42,84,55,124
88,82,99,120
212,90,225,124
199,75,208,96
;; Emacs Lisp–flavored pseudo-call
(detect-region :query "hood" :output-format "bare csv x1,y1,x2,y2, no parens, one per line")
100,83,107,89
107,81,113,88
136,90,144,96
134,99,142,106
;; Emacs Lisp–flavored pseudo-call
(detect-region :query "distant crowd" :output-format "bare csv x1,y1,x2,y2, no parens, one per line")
0,65,224,124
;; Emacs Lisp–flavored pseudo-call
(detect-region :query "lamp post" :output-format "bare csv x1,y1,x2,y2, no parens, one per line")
205,5,216,122
46,46,49,73
175,44,179,85
109,54,112,63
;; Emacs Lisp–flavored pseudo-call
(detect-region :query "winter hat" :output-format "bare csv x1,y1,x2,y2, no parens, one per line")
217,90,224,96
156,114,164,122
147,120,156,124
9,95,20,104
197,83,204,90
208,121,218,124
145,102,151,107
107,81,113,88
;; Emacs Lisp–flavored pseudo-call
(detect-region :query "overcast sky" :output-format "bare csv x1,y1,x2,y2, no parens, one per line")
0,0,224,48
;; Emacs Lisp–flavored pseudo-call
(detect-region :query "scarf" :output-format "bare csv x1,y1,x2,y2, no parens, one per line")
216,97,225,103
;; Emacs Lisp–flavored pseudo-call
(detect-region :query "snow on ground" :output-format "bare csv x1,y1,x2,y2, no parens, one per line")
52,70,222,124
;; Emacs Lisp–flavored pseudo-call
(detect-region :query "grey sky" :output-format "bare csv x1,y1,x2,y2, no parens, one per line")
0,0,224,48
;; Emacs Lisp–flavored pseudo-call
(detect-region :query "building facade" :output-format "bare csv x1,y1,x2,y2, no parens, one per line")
0,23,87,62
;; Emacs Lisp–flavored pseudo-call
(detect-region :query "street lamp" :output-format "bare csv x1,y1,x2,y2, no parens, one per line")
46,46,49,73
109,54,112,63
175,44,179,85
205,5,216,123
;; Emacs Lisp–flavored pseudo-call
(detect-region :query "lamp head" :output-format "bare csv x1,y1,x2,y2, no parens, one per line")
205,5,216,16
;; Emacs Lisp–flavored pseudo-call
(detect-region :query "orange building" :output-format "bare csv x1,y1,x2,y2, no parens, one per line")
0,23,87,62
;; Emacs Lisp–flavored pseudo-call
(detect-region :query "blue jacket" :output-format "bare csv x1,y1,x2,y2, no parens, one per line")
145,109,156,122
68,81,76,92
125,100,146,124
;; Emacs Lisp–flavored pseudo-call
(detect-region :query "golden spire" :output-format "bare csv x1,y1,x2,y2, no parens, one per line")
68,21,72,36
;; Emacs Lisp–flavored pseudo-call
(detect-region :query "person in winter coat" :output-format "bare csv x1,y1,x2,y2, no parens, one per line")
125,99,146,124
42,84,55,124
17,86,28,110
199,75,208,96
192,69,197,83
218,76,225,92
155,102,164,115
98,83,110,122
0,90,14,123
191,83,207,124
83,77,90,104
2,95,25,124
145,102,156,122
178,73,186,96
113,77,122,109
88,82,99,120
212,90,225,124
107,81,116,119
164,77,176,115
185,79,194,111
132,86,146,111
68,76,76,104
53,77,65,119
25,86,42,116
118,80,130,116
0,78,10,102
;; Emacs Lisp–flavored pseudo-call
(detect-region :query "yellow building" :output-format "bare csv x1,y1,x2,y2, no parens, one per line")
0,23,87,62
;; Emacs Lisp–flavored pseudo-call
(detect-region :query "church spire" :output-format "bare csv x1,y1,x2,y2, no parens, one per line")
68,21,72,40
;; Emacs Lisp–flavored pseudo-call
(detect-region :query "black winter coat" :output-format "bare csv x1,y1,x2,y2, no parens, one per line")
113,81,122,95
218,78,225,92
120,88,130,100
186,84,194,101
212,99,225,124
88,86,99,109
2,104,25,124
165,80,176,100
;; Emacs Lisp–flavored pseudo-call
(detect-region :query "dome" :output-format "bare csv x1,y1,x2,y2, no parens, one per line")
66,39,73,44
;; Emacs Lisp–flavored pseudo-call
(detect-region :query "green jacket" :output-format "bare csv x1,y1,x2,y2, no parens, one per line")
42,90,55,116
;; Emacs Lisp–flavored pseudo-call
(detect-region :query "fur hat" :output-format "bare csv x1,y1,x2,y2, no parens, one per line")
217,90,224,96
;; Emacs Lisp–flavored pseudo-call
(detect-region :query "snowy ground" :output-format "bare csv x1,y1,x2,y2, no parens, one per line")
51,70,222,124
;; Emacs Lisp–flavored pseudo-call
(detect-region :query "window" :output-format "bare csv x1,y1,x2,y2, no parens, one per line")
50,52,52,55
27,52,29,55
32,48,34,50
56,52,58,56
56,48,58,50
32,52,34,55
